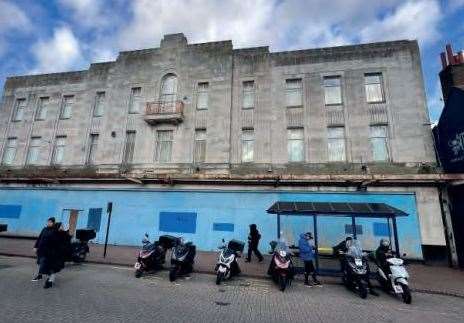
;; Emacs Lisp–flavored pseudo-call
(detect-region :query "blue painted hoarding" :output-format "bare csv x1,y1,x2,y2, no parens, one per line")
0,188,423,259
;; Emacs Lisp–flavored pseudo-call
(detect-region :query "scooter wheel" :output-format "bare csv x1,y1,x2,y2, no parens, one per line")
135,270,142,278
216,272,224,285
169,267,177,282
401,283,412,304
358,282,368,299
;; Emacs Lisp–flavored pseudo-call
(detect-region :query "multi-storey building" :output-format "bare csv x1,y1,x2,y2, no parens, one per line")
0,33,457,261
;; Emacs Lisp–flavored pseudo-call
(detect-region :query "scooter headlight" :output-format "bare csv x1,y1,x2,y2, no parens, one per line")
279,250,287,257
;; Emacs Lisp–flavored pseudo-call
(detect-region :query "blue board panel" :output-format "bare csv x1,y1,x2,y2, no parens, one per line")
345,224,363,235
0,205,21,218
373,222,390,236
213,223,235,232
87,208,102,232
159,212,197,234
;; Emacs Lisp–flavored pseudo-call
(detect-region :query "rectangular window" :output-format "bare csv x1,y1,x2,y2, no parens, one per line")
60,96,74,119
35,97,49,120
155,130,173,163
196,83,209,110
128,87,142,114
194,129,206,163
327,127,346,162
241,129,254,163
242,81,255,109
285,79,302,107
87,208,102,232
287,128,304,162
122,131,136,164
93,92,105,117
365,73,385,103
323,76,342,105
369,125,390,161
26,137,41,165
12,98,26,121
86,134,99,165
2,137,17,165
52,136,66,165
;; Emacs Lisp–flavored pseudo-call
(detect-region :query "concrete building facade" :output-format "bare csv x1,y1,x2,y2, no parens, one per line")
0,33,456,261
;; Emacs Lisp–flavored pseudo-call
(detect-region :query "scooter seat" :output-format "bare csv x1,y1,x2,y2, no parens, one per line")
387,258,403,266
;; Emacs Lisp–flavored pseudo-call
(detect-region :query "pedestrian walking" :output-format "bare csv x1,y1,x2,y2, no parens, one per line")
245,224,263,262
32,217,60,288
55,222,72,272
298,232,320,286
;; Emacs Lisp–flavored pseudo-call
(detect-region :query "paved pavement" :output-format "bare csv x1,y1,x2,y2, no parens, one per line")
1,256,464,323
1,237,464,297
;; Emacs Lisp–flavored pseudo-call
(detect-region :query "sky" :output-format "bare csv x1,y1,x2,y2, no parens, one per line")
0,0,463,122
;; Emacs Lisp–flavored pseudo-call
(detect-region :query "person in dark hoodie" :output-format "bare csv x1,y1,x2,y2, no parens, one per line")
32,217,60,288
55,222,72,272
245,224,263,262
298,232,321,286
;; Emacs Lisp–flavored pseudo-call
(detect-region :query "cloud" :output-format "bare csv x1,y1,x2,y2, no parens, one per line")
30,26,84,74
0,0,31,56
360,0,442,45
58,0,109,30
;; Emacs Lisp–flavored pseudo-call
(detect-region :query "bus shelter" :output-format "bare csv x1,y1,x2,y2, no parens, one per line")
266,201,408,275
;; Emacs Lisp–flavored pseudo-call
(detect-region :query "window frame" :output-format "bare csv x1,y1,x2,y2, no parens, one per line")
369,125,390,162
285,78,303,107
122,131,136,164
364,73,385,103
93,92,105,117
196,82,209,111
52,135,67,165
12,98,26,122
327,127,346,162
193,129,207,163
323,76,343,106
241,128,254,163
60,95,74,119
287,128,305,163
35,97,49,121
128,87,142,114
155,130,174,163
86,133,99,165
2,137,17,165
26,136,42,165
242,80,255,110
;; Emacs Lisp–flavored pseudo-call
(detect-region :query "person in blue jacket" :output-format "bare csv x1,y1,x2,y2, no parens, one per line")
298,232,320,286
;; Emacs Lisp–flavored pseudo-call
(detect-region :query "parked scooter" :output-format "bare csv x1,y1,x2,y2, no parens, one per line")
215,239,245,285
372,249,411,304
268,241,293,292
169,238,196,282
66,229,96,263
134,234,176,278
339,239,370,299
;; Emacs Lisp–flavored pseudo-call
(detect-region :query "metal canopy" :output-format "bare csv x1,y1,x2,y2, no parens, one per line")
267,201,408,218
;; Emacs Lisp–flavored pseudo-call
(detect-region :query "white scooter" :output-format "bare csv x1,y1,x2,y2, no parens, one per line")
214,239,244,285
374,249,412,304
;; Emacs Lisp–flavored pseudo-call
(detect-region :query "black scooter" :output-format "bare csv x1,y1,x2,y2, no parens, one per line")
69,229,96,263
134,234,176,278
169,238,196,282
339,240,370,299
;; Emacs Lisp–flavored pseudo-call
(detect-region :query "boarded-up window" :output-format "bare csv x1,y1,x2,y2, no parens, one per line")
93,92,105,117
12,98,26,121
241,129,254,163
194,129,206,163
36,97,49,120
52,136,67,164
128,87,142,114
86,134,99,165
242,81,255,109
287,128,304,162
2,137,17,165
285,79,302,107
26,137,41,165
196,82,209,110
122,131,136,164
365,73,385,103
160,74,177,105
327,127,346,162
155,130,173,163
324,76,342,105
60,96,73,119
370,125,389,161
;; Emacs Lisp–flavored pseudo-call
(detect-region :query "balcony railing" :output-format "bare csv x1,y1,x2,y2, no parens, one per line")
144,100,184,125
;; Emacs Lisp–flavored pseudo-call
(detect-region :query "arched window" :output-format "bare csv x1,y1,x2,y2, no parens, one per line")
160,74,177,106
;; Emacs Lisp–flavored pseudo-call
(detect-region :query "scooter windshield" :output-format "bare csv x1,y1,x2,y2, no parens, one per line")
346,240,363,258
275,241,290,254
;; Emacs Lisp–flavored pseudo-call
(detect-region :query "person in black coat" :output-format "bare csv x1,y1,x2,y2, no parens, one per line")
32,217,60,288
245,224,263,262
55,222,72,272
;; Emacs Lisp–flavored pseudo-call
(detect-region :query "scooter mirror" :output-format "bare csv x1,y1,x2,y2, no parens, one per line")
144,233,149,238
222,238,225,243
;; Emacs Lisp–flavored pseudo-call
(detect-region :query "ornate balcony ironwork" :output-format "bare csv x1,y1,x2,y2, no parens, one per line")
144,101,184,125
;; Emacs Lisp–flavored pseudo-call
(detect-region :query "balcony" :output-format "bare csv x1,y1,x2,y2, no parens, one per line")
144,101,184,125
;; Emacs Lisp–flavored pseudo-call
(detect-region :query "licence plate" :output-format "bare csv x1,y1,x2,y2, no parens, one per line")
393,284,403,293
355,259,363,266
134,262,141,270
218,266,227,273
